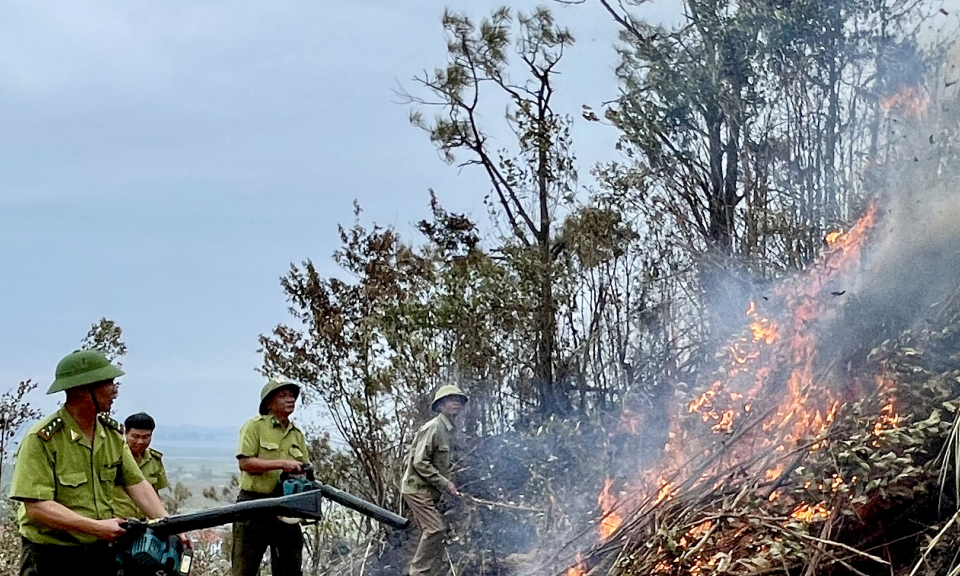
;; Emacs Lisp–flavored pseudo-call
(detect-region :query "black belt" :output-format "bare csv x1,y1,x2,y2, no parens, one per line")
237,489,281,502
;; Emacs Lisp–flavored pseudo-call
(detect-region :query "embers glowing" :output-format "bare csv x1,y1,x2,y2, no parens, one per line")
790,502,831,523
828,474,846,492
873,376,901,438
873,406,901,437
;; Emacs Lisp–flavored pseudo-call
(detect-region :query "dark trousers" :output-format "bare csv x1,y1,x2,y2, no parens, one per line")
20,537,118,576
231,491,304,576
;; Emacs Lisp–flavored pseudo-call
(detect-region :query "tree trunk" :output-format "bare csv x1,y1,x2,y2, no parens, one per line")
535,102,562,417
706,103,733,253
824,21,842,225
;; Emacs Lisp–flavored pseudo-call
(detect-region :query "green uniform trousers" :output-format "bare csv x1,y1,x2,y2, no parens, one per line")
231,491,304,576
403,490,448,576
20,538,118,576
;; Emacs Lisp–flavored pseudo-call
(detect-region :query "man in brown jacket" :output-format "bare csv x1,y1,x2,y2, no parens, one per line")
400,385,468,576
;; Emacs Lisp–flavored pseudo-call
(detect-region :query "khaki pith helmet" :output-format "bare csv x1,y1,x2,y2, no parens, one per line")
47,350,125,395
259,378,301,415
431,385,468,412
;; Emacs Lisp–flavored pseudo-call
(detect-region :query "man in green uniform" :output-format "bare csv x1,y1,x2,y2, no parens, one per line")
9,350,178,576
113,412,170,519
401,385,468,576
232,378,311,576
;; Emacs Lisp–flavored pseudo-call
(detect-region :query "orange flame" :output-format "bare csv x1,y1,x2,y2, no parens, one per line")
873,375,901,437
572,203,886,570
687,381,720,414
687,520,713,540
791,502,831,522
764,464,785,481
597,479,623,540
655,478,677,504
567,553,586,576
749,319,779,345
711,410,735,434
648,204,878,497
880,85,929,120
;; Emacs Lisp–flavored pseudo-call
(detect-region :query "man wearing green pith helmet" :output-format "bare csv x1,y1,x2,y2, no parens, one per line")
232,378,311,576
401,385,468,576
8,350,180,576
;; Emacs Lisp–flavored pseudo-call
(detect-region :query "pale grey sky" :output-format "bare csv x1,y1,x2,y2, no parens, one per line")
2,1,671,428
6,0,955,432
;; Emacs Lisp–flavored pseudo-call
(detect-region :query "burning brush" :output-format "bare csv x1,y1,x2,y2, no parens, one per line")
557,199,960,576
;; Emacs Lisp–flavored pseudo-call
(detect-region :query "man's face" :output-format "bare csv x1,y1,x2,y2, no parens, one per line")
268,388,298,418
125,428,153,457
439,396,463,418
91,380,119,412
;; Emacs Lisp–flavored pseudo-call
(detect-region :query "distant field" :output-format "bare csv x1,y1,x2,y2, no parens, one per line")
152,439,239,511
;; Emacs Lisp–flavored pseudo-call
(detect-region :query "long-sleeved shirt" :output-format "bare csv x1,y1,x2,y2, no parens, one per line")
401,413,454,497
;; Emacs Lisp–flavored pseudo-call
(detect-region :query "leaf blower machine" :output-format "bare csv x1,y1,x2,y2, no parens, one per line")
117,465,409,575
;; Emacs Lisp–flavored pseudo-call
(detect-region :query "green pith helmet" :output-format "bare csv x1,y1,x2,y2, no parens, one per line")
259,378,301,415
47,350,125,395
431,384,468,412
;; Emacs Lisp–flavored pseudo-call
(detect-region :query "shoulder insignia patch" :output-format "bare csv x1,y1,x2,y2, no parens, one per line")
98,413,123,433
37,417,64,441
149,448,163,459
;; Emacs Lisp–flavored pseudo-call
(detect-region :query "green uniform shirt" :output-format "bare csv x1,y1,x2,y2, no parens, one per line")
401,414,454,496
236,415,310,495
112,447,169,519
9,408,146,546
